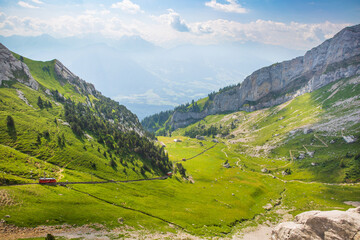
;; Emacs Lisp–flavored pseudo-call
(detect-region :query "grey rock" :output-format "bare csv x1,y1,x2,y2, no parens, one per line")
343,135,356,143
223,163,231,168
307,151,315,157
271,207,360,240
0,43,39,90
44,88,52,95
263,203,273,210
54,59,100,96
170,25,360,129
196,135,205,140
303,128,313,134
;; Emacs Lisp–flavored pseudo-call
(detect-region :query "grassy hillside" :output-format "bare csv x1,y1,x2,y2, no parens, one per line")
172,75,360,183
1,50,359,239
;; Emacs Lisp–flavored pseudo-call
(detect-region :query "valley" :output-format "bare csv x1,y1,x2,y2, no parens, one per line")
0,24,360,239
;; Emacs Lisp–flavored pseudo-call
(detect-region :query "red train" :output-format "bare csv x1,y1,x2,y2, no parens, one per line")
39,178,57,184
166,172,173,176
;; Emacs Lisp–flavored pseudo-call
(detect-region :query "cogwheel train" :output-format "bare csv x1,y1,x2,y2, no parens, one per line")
39,177,57,184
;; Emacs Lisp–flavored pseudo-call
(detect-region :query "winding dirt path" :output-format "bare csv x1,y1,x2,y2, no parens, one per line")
289,134,328,162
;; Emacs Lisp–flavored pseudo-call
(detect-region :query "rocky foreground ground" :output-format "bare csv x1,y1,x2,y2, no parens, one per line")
271,207,360,240
1,207,359,239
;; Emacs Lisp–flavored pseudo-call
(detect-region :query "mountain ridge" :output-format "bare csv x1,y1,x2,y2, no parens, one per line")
143,24,360,131
0,42,172,183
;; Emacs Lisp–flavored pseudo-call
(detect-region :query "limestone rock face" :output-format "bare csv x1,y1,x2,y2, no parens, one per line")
54,59,100,96
170,24,360,129
0,43,39,90
271,207,360,240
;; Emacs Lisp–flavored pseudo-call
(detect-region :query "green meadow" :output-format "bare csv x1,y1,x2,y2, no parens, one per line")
0,54,359,239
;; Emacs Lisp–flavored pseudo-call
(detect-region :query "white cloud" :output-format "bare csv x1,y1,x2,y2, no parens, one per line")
154,9,190,32
111,0,143,14
189,20,350,49
31,0,43,4
205,0,247,14
84,9,111,15
0,10,351,50
18,1,39,9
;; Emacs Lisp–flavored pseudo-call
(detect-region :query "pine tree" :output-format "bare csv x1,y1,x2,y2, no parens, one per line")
37,96,43,109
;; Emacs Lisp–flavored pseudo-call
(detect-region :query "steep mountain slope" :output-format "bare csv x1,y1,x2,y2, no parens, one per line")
0,43,171,184
172,75,360,182
143,24,360,131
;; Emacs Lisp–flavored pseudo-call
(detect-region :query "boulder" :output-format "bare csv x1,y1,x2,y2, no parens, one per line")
343,135,356,143
303,128,313,134
223,163,231,168
196,135,205,140
271,207,360,240
307,151,315,157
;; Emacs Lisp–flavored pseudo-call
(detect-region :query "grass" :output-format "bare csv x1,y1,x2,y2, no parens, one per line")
0,54,359,238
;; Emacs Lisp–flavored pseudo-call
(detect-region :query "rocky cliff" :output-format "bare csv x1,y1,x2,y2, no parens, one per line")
0,43,39,90
170,24,360,129
54,59,100,97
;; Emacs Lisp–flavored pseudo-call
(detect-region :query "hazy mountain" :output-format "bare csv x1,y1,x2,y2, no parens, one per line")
0,34,303,119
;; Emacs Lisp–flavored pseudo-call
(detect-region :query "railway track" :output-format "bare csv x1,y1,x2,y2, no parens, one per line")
174,142,218,163
0,175,169,187
1,142,218,187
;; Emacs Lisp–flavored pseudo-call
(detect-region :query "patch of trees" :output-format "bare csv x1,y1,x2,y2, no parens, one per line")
176,163,187,178
184,124,219,138
63,98,171,174
218,83,240,94
141,110,173,133
51,90,65,102
37,96,52,109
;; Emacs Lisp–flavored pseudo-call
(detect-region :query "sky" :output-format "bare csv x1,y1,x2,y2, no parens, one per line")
0,0,359,119
0,0,359,50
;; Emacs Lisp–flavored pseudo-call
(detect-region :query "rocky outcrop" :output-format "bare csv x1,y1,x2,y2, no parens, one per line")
170,24,360,129
54,59,100,96
271,207,360,240
0,43,39,90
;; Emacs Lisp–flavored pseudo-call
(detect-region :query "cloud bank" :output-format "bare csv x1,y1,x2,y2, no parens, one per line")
111,0,143,14
0,7,350,50
205,0,247,14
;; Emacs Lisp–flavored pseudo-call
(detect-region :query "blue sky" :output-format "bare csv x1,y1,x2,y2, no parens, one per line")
0,0,359,49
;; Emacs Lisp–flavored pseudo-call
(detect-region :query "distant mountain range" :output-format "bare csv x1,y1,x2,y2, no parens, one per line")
0,34,303,119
